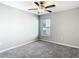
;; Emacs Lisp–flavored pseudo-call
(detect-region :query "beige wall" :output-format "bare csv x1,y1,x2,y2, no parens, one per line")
40,7,79,48
0,3,38,52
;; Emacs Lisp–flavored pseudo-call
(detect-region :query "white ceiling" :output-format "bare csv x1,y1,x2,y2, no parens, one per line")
1,1,79,15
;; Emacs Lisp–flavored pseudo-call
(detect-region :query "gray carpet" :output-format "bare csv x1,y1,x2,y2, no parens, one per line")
0,40,79,58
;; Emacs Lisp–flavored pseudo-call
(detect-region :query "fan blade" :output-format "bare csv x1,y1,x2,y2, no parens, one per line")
46,10,52,13
45,4,55,8
40,1,44,4
34,2,39,6
28,8,37,10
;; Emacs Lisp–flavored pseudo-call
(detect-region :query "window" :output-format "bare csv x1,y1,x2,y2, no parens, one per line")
40,19,50,37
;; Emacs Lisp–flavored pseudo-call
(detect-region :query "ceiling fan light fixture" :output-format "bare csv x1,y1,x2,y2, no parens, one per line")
38,9,45,13
37,4,45,13
29,1,55,14
38,8,45,13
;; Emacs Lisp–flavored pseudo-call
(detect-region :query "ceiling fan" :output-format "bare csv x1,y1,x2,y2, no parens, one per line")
28,1,55,14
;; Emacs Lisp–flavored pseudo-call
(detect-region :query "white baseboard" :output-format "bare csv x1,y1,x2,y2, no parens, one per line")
0,39,37,53
1,39,79,54
40,39,79,49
